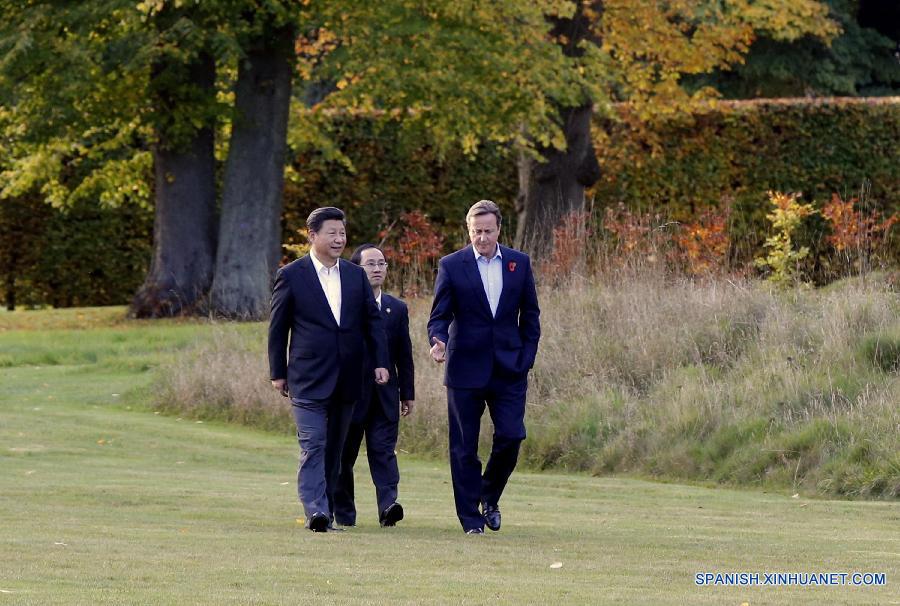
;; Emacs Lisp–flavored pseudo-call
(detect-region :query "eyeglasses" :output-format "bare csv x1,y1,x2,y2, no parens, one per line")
362,261,389,269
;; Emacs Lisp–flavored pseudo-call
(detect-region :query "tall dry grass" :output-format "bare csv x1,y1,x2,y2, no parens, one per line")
151,269,900,498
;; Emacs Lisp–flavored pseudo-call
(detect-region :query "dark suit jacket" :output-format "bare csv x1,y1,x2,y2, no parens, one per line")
268,255,389,402
353,292,415,424
427,245,540,389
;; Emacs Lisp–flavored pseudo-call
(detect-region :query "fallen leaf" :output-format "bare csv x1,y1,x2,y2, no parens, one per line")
195,421,203,424
550,562,563,569
111,393,120,397
791,494,799,499
54,542,68,546
280,482,290,486
97,439,106,445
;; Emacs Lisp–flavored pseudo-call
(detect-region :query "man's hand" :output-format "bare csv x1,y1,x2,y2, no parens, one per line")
374,367,389,384
430,337,446,363
271,379,289,397
400,400,415,417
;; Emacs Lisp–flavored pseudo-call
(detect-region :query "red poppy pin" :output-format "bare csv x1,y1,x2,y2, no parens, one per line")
508,261,517,272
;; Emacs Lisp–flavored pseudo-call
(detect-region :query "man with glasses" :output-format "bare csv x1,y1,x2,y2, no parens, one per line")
333,243,415,528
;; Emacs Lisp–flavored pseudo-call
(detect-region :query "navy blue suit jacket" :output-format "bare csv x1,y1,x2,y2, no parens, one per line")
353,293,415,424
268,255,389,402
427,245,540,389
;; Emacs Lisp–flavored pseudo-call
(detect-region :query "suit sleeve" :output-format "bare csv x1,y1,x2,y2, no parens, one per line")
427,257,453,347
362,271,390,371
396,304,415,401
268,267,292,381
518,255,541,371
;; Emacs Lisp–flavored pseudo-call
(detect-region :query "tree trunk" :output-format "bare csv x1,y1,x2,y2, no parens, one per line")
514,103,601,258
514,1,604,259
209,24,296,319
129,53,217,318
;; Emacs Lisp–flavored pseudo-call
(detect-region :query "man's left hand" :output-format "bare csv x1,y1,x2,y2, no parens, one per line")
400,400,415,416
374,367,389,384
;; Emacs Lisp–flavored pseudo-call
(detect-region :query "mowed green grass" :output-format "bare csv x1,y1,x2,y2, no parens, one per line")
1,310,898,605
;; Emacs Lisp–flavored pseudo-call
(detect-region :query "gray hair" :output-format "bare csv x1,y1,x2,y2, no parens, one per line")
465,199,502,227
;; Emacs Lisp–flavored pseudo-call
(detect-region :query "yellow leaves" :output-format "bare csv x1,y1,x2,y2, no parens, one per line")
602,0,837,115
755,191,817,285
461,132,480,156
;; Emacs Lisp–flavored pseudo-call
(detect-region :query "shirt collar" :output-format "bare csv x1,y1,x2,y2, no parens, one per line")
310,250,339,274
375,292,382,308
472,244,502,262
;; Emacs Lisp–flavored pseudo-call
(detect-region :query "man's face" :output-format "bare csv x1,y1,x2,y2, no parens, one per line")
468,213,500,257
359,247,387,289
309,219,346,263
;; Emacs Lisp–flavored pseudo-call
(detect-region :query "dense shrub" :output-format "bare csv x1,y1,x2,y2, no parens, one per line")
593,97,900,264
0,197,152,309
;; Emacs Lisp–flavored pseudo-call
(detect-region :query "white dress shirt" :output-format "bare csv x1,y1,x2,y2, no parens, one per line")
310,251,341,325
473,244,503,317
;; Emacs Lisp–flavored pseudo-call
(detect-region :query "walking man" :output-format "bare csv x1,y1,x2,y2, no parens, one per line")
427,200,541,534
334,244,415,528
269,207,389,532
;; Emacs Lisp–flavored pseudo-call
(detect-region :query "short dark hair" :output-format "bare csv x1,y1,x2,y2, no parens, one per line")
466,199,502,227
350,243,384,265
306,207,346,232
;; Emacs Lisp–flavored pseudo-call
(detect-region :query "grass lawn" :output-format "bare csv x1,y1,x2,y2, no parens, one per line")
1,309,898,605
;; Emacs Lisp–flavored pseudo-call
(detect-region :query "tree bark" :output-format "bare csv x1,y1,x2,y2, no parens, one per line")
514,0,603,259
209,24,296,319
129,52,217,318
514,103,600,257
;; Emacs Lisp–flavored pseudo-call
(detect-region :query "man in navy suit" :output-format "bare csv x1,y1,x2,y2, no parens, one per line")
269,207,390,532
333,244,415,528
427,200,541,534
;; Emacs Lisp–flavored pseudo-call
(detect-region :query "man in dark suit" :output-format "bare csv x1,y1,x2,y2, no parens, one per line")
427,200,541,535
333,244,415,528
269,207,390,532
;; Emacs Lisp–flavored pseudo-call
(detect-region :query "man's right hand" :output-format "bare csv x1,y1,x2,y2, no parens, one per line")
430,337,446,363
271,379,289,397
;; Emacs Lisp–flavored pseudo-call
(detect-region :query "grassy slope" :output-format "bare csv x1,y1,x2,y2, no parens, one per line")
1,309,898,604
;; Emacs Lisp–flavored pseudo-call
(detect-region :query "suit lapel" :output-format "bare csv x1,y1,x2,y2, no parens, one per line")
496,246,514,317
338,259,351,327
462,249,493,317
298,255,339,327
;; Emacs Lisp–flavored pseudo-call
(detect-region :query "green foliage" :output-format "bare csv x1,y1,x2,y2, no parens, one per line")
282,116,518,253
860,332,900,373
689,0,900,98
0,197,152,309
593,97,900,263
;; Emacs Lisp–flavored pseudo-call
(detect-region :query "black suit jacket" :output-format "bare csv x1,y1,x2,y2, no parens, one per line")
268,255,389,402
353,293,415,424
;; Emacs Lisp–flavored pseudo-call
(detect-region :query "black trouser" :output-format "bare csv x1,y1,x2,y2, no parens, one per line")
333,389,400,525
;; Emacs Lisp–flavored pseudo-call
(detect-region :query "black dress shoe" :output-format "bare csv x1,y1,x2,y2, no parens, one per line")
482,504,501,531
379,502,404,527
306,512,329,532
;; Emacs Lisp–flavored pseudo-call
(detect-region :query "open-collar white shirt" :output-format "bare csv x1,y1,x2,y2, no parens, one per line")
473,244,503,317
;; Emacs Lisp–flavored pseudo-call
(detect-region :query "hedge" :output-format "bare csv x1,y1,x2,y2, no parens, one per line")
3,97,898,307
